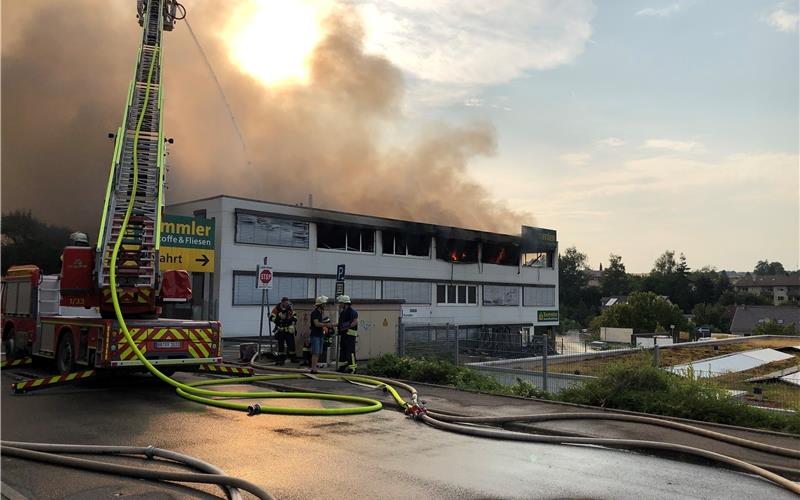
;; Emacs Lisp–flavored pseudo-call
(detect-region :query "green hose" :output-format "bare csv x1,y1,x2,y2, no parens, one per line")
107,40,393,417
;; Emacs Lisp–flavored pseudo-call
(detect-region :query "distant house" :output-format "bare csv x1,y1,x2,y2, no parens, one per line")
733,273,800,306
729,305,800,335
587,268,603,288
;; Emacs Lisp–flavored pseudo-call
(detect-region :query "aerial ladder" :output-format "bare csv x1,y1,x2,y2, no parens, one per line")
2,0,222,378
95,0,180,316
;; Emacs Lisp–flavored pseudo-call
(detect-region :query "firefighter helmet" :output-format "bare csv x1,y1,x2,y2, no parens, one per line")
315,295,328,306
337,295,351,304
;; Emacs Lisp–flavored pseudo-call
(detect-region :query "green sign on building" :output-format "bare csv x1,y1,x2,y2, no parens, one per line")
537,310,559,322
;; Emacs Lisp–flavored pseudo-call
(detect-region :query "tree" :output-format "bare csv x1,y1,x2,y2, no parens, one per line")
752,320,798,336
754,260,786,275
590,291,689,333
601,254,630,296
691,303,732,332
1,210,74,274
653,250,677,274
559,246,589,308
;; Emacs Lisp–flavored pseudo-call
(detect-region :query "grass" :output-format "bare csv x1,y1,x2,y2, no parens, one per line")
364,353,800,434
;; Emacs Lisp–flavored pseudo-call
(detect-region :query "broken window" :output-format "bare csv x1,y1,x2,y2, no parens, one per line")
482,243,520,266
317,223,374,253
523,251,554,268
382,230,430,257
436,238,478,263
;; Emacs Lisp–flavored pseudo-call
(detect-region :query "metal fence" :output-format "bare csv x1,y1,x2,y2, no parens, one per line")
396,324,800,411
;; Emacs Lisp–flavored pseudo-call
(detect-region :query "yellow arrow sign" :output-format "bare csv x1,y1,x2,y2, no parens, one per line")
159,247,215,273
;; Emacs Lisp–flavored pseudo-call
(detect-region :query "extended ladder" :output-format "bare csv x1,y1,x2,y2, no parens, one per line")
97,0,173,309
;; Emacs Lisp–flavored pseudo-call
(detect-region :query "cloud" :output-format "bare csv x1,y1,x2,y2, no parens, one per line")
643,139,704,152
357,0,595,103
596,137,626,147
463,98,484,107
559,152,798,199
766,5,799,32
635,3,683,18
560,153,591,166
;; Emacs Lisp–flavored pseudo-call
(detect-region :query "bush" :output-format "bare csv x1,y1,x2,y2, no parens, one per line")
559,355,800,434
365,354,800,434
365,354,506,393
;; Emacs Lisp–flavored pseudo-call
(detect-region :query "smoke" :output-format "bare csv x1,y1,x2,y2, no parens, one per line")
2,0,531,235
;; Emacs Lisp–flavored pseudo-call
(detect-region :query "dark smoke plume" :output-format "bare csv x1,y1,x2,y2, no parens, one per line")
2,0,531,235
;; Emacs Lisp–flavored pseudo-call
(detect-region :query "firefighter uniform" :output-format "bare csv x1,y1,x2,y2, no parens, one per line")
336,295,358,373
269,301,297,365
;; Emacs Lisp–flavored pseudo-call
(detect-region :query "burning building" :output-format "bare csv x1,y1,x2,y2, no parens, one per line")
167,195,559,358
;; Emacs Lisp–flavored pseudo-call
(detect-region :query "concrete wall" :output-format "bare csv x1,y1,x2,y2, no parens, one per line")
169,197,560,337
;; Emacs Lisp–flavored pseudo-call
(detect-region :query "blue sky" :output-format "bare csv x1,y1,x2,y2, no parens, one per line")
357,0,799,272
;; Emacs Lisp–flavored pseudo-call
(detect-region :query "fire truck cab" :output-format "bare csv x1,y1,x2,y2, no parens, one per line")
2,265,221,374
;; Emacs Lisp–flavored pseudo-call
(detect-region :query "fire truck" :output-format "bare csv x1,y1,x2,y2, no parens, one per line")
1,0,221,375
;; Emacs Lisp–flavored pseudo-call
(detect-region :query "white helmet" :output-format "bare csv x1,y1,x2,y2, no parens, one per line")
337,295,351,304
315,295,328,306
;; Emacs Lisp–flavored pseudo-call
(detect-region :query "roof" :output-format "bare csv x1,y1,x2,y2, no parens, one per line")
733,273,800,288
170,194,557,250
729,305,800,333
668,348,794,378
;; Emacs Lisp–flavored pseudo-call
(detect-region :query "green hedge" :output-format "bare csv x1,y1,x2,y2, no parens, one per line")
365,354,800,434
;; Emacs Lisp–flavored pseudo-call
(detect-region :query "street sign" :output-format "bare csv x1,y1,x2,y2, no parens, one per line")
335,280,345,297
336,264,346,281
159,214,215,273
257,265,273,289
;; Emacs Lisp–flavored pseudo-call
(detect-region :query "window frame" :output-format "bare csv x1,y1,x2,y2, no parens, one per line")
234,212,310,249
316,223,376,254
231,271,309,306
482,284,521,306
381,230,431,259
436,283,478,306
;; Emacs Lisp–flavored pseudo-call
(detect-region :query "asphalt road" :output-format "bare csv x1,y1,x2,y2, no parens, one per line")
1,367,797,499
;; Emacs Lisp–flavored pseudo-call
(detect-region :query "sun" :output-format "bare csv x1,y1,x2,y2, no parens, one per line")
224,0,329,86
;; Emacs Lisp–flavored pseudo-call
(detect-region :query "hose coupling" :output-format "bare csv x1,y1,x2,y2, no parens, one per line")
404,403,427,420
247,404,262,416
144,445,155,460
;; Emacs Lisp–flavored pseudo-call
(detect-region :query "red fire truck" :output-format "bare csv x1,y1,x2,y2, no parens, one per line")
1,0,221,375
2,265,221,374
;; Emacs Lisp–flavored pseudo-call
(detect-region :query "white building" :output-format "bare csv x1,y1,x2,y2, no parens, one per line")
167,195,559,338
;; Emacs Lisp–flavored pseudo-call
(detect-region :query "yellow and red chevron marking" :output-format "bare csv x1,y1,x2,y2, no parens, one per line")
102,287,152,304
198,364,254,376
115,327,217,360
13,370,96,394
1,357,33,369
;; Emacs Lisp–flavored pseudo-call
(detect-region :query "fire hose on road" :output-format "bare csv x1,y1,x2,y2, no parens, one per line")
249,357,800,496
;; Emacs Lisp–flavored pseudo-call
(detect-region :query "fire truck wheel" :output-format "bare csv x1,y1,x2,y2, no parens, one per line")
56,333,76,375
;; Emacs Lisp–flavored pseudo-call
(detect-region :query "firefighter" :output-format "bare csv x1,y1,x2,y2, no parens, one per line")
309,295,331,374
269,297,297,365
336,295,359,373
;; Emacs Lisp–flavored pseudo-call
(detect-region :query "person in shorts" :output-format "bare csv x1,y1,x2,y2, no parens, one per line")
309,296,331,373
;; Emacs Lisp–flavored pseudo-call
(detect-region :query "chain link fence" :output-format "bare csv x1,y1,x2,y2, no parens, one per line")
397,323,800,411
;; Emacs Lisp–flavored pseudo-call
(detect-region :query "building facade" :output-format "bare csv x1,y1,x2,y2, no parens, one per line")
733,273,800,306
166,195,559,338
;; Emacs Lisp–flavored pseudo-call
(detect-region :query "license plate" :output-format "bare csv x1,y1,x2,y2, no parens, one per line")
154,341,182,349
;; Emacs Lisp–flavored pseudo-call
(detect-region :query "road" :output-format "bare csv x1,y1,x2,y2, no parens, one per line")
1,366,797,499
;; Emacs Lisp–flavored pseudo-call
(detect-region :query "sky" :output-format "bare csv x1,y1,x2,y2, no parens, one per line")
2,0,798,273
358,0,800,273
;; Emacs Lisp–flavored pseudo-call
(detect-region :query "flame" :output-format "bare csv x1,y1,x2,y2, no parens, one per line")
494,247,507,264
450,249,459,262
